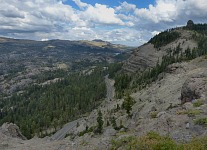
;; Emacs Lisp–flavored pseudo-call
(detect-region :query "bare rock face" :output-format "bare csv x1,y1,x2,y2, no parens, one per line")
122,43,164,73
0,123,27,140
181,74,207,104
103,128,116,137
166,63,188,74
187,20,194,28
122,29,197,73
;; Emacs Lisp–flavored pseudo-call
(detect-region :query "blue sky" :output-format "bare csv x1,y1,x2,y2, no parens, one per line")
64,0,155,9
0,0,207,46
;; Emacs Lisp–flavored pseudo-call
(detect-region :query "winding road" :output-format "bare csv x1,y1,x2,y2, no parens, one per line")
105,75,115,101
50,75,115,141
50,118,83,140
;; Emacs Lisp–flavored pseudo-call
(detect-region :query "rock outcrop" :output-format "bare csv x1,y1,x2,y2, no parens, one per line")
187,20,194,28
181,73,207,104
122,43,164,73
0,123,27,140
122,29,197,73
1,25,207,150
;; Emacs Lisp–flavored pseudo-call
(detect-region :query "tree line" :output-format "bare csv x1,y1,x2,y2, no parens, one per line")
112,24,207,98
0,67,107,139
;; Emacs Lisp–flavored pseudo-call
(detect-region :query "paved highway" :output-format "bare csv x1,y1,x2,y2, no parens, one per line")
50,75,114,140
50,118,82,140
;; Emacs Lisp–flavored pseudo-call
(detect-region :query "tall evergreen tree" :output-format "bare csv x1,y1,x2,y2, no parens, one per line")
111,116,117,130
97,110,104,133
122,94,135,117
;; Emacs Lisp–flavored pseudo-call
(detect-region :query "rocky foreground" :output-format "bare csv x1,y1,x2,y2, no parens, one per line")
1,56,207,149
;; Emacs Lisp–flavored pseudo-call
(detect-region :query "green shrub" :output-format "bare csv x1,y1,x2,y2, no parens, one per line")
150,111,158,118
193,99,204,107
187,109,201,117
110,132,207,150
181,136,207,150
111,132,178,150
195,118,207,126
176,109,201,117
79,126,95,136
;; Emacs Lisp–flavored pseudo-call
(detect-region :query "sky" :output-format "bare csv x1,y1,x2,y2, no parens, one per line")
0,0,207,46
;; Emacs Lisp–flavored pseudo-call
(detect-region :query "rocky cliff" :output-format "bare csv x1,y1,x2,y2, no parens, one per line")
122,29,197,73
2,25,207,150
2,56,207,150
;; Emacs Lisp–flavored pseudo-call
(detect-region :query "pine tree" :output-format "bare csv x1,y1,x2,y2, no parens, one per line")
97,110,103,133
111,116,117,130
122,94,135,117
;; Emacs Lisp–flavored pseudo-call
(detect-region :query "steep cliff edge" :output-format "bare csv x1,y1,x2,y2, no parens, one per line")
122,29,197,73
2,23,207,150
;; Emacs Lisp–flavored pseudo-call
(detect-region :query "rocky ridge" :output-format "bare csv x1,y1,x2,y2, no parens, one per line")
1,56,207,149
122,29,197,73
1,26,207,150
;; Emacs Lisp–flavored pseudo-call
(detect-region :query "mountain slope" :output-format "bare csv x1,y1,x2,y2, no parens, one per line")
1,56,207,150
2,22,207,150
0,37,131,94
123,29,197,73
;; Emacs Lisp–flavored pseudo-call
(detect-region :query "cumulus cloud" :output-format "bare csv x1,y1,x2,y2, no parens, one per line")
0,0,207,46
134,0,207,25
135,1,177,23
72,0,89,9
79,3,125,25
0,0,77,34
116,1,136,12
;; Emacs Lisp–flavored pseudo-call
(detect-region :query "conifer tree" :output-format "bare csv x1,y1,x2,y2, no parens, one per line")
122,94,135,117
111,116,117,130
97,110,104,133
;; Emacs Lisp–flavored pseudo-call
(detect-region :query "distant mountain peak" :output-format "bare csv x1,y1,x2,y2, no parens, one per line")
92,39,105,42
187,20,194,28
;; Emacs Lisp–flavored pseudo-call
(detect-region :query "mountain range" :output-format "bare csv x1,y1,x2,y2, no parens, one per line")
1,21,207,150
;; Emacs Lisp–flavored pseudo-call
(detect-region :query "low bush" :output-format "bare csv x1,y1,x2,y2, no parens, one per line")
111,132,207,150
195,118,207,126
193,99,204,107
150,111,158,118
187,109,201,117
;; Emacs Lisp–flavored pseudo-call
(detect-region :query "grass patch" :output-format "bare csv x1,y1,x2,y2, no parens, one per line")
176,109,201,117
79,126,95,136
110,132,207,150
150,111,158,118
80,140,89,146
193,99,204,107
111,132,178,150
181,136,207,150
195,118,207,126
176,110,187,115
187,109,201,117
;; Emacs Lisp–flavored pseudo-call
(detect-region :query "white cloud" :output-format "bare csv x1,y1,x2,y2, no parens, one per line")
81,3,124,25
72,0,89,9
135,0,177,23
0,0,207,46
41,38,49,41
151,31,160,36
116,1,136,12
134,0,207,24
0,0,78,34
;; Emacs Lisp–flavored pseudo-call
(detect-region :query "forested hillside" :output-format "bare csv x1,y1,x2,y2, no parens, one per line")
2,22,207,150
113,23,207,98
149,30,181,48
0,37,131,95
0,67,106,138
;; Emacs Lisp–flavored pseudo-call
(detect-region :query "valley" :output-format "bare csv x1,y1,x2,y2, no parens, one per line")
1,22,207,150
0,38,131,95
